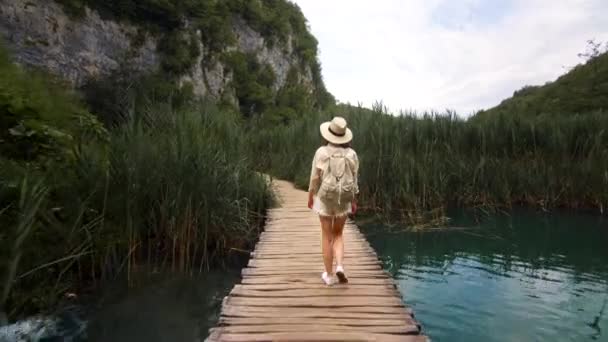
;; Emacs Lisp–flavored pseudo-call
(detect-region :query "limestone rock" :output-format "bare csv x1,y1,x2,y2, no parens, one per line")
0,0,314,102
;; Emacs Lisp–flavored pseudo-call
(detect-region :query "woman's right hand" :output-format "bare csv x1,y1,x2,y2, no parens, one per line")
351,200,358,215
307,194,314,209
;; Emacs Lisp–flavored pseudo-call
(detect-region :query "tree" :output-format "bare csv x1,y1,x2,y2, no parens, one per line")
578,39,606,62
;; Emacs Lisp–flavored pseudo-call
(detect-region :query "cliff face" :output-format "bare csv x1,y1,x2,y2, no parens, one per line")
0,0,158,86
0,0,315,103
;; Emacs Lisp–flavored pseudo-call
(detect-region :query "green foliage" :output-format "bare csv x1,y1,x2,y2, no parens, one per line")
54,0,335,115
82,65,196,127
0,46,106,165
1,176,49,316
158,30,200,75
193,2,236,54
267,68,314,124
477,51,608,118
0,46,272,319
222,54,329,123
67,103,273,276
310,62,336,109
223,52,276,117
54,0,319,61
0,43,106,317
249,104,608,220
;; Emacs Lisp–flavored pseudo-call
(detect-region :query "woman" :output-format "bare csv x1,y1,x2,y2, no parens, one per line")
307,117,359,286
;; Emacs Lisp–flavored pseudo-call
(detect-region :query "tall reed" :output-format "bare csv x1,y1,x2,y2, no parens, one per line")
247,104,608,220
1,103,273,318
66,103,273,277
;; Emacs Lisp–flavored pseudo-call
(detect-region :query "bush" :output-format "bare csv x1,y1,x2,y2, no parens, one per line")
0,45,105,165
223,52,276,117
159,30,201,75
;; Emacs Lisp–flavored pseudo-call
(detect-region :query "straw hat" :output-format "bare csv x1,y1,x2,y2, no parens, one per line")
320,117,353,145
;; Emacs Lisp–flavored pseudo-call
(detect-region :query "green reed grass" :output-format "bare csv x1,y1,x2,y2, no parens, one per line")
1,103,273,318
247,104,608,221
67,103,273,276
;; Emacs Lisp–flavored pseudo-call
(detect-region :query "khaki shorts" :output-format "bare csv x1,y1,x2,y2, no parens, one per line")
312,196,352,217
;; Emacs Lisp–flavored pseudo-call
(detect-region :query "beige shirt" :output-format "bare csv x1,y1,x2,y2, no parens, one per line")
308,145,359,195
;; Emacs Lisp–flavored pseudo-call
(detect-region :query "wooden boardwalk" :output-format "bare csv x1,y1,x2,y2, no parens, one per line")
207,180,427,341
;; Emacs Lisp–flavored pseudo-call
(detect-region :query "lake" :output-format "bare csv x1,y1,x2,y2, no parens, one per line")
14,210,606,342
85,270,240,342
362,209,608,341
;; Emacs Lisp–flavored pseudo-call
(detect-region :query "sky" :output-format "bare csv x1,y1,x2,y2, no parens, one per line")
292,0,608,115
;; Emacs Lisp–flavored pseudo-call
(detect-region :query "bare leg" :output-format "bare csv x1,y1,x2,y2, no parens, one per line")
320,216,334,274
332,215,347,267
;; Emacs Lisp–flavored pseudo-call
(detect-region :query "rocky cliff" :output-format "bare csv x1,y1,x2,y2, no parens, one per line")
0,0,323,110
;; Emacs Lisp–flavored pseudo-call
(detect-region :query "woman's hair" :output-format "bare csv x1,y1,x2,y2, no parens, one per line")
324,139,352,148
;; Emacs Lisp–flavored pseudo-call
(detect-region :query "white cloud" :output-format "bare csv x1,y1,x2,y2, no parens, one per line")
292,0,608,115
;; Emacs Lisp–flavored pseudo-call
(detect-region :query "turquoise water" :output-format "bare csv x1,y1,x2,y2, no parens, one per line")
86,271,239,341
25,211,606,342
362,210,608,341
0,271,240,341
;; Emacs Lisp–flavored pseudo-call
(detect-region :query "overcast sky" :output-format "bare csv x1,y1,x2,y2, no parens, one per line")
292,0,608,115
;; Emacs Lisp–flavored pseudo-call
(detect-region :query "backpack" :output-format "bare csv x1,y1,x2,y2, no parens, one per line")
317,150,357,206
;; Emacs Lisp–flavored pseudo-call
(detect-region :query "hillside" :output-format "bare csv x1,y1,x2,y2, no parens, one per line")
0,0,334,123
476,51,608,118
1,0,332,320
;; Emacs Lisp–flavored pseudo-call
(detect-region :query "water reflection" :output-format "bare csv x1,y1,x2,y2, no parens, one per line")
87,271,239,342
362,210,608,341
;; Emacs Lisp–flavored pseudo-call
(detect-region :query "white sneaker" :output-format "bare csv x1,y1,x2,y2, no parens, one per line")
321,272,333,286
336,265,348,284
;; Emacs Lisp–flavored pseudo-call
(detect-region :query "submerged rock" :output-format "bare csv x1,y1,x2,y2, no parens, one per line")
0,307,87,342
0,317,58,342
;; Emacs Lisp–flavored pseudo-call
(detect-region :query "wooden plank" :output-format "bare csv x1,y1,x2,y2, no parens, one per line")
261,228,361,232
220,305,414,318
255,247,375,253
243,267,383,275
233,284,397,291
251,252,378,259
247,259,381,267
225,296,405,307
257,238,365,243
256,241,369,246
210,324,419,334
240,275,394,286
247,261,381,269
249,257,380,264
219,317,417,327
254,250,374,255
242,268,389,277
261,233,361,237
257,240,370,245
254,248,375,253
230,287,399,298
260,235,363,239
206,179,426,342
208,331,426,342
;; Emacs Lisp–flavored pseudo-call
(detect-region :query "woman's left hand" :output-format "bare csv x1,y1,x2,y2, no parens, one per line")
307,194,314,209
